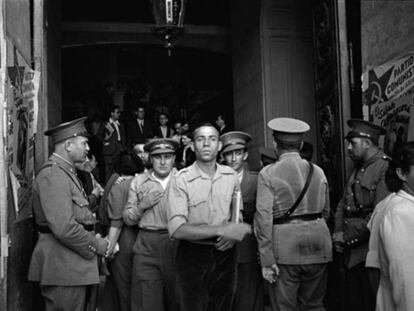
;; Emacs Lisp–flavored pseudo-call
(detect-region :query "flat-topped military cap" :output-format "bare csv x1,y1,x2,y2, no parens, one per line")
220,131,252,154
144,138,179,155
345,119,386,142
268,117,310,143
259,147,277,161
44,117,89,143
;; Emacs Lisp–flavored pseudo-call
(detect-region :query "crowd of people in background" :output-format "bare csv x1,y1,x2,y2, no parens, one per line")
28,100,414,311
85,104,229,184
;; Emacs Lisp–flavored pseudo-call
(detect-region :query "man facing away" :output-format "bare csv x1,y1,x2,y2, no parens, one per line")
255,117,332,311
333,119,390,311
167,123,252,311
220,131,264,311
124,138,179,311
28,117,110,311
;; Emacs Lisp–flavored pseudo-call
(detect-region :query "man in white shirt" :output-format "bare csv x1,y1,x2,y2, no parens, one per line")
124,138,179,311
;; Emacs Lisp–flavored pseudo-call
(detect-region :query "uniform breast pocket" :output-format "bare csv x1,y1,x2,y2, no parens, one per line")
188,195,207,209
72,196,93,222
359,179,378,205
188,195,208,223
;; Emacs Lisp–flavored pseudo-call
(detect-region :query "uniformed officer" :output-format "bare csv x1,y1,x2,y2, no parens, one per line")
333,119,390,311
255,118,332,311
167,123,252,311
28,117,110,311
123,138,179,311
220,131,264,311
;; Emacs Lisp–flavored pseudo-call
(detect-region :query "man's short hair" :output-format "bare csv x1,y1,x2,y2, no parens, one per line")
109,105,120,113
276,139,302,151
192,122,218,138
300,141,314,161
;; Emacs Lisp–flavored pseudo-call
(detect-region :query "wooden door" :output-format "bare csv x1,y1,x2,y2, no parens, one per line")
261,0,317,150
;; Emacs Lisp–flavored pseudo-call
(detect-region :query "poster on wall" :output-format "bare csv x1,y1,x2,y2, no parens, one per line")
6,43,39,220
362,53,414,115
370,94,414,156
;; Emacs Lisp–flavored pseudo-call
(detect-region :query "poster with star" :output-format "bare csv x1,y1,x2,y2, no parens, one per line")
362,54,414,118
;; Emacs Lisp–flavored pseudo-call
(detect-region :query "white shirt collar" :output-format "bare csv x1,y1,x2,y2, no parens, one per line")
109,118,120,126
151,172,171,190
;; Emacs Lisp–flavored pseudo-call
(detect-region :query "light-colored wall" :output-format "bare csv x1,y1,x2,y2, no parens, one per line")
361,0,414,69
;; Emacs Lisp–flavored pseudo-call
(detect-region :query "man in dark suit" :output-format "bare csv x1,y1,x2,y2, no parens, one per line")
126,106,153,148
28,117,110,311
220,131,264,311
215,114,232,135
154,113,173,138
100,105,126,182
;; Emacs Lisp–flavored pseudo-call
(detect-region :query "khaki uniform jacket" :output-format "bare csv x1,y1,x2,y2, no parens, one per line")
28,154,102,286
334,150,390,268
255,152,331,267
238,169,259,263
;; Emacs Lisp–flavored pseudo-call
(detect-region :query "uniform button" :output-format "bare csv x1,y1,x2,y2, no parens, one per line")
355,180,360,184
361,168,365,172
346,206,351,211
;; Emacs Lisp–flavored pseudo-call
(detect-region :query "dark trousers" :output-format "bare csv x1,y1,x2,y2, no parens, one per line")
345,262,376,311
102,226,138,311
131,230,178,311
269,263,328,311
40,284,97,311
233,261,264,311
176,241,237,311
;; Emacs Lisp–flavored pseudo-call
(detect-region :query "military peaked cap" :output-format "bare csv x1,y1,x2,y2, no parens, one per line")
268,117,310,143
44,117,89,143
345,119,386,142
144,138,179,155
220,131,252,154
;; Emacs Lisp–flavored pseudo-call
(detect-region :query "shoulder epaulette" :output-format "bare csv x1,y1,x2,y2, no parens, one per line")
220,165,236,174
36,161,57,175
176,167,189,176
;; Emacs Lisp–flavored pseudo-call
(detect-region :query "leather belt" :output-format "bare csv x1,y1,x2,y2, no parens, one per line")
36,224,94,233
344,208,371,218
273,213,322,225
139,227,168,234
189,237,218,246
